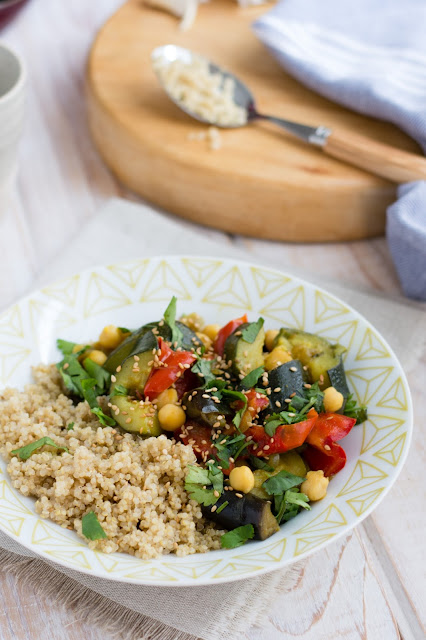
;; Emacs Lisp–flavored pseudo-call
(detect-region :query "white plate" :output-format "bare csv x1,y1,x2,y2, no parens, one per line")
0,256,412,585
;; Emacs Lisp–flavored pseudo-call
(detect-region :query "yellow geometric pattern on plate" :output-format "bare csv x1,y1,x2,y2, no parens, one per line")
31,519,85,548
361,415,405,454
42,274,80,307
234,538,287,563
337,461,388,497
163,559,222,579
250,266,290,299
314,290,350,324
374,433,407,467
345,366,393,405
124,566,178,581
318,319,359,361
213,561,264,579
0,480,32,537
182,258,223,288
0,306,24,339
0,344,31,384
107,259,148,289
140,260,191,302
46,549,92,570
84,273,132,317
260,285,305,328
29,299,76,335
346,488,384,517
295,504,347,535
376,377,408,411
294,533,336,557
355,327,391,361
202,266,252,310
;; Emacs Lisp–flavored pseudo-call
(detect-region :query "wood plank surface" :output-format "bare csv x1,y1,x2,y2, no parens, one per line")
0,1,425,639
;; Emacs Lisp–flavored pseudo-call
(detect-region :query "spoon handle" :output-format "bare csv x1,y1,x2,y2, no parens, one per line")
323,129,426,183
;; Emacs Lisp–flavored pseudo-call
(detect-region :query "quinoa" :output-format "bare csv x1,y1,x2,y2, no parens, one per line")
0,365,223,559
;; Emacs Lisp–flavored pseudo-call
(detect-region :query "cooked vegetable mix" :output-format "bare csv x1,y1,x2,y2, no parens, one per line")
48,297,368,550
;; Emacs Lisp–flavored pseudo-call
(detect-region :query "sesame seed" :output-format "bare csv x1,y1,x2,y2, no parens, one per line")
303,365,308,371
213,490,220,498
211,505,217,512
290,392,296,398
274,387,281,393
290,366,297,372
324,444,331,451
263,444,270,450
116,365,122,372
304,383,312,389
288,412,296,417
275,401,281,408
125,417,132,424
134,355,140,361
63,362,69,370
284,398,291,403
202,394,210,399
235,493,243,498
111,375,117,383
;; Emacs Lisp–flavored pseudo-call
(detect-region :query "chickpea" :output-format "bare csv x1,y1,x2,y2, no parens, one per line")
158,404,186,431
229,466,255,494
155,388,178,410
179,312,204,332
301,470,329,501
72,343,85,354
264,346,292,371
264,329,279,352
98,325,124,350
87,350,107,366
203,324,221,342
323,386,344,413
196,331,213,350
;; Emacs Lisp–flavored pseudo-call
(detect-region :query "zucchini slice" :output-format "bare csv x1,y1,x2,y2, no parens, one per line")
202,492,279,540
224,322,265,376
327,356,350,399
277,328,346,388
183,390,231,428
104,326,149,374
267,360,306,408
111,330,157,394
144,320,202,351
111,395,162,435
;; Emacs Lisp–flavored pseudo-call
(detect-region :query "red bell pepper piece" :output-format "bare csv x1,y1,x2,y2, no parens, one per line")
144,337,197,400
239,389,270,432
214,314,248,357
175,423,215,460
247,408,318,456
303,413,356,477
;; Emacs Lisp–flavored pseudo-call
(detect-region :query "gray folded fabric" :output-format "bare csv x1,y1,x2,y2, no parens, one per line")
253,0,426,300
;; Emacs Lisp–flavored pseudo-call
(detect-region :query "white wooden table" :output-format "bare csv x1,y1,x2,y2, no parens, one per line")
0,2,425,639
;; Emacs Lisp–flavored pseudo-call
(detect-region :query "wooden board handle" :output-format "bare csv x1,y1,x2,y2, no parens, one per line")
324,129,426,183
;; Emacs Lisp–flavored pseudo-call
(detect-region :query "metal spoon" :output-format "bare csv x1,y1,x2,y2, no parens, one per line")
151,44,426,183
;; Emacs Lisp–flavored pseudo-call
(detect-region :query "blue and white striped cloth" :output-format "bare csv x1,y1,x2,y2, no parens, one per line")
253,0,426,301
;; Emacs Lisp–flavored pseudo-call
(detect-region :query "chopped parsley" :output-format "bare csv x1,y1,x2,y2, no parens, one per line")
164,296,183,347
82,358,110,394
191,359,217,385
344,394,368,424
111,384,128,397
185,463,224,506
241,318,264,343
56,339,78,356
239,366,265,390
216,500,229,515
81,511,107,541
67,422,75,431
81,378,116,427
11,437,69,461
274,489,310,524
248,456,274,472
262,469,306,495
215,433,248,469
221,524,254,549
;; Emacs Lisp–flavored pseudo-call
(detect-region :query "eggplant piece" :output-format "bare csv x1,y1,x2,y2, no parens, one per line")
144,320,202,351
183,390,231,428
104,326,150,373
267,360,306,409
202,492,279,540
224,322,265,376
327,356,350,398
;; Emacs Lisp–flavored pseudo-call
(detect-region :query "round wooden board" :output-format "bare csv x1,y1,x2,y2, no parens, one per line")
86,0,419,242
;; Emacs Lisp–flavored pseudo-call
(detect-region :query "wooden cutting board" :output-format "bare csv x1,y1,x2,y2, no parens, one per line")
86,0,419,242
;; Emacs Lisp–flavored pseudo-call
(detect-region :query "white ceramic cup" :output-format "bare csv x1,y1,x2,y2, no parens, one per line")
0,42,25,201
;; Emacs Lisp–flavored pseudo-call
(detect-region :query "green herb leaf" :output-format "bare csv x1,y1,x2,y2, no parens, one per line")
248,456,274,472
81,379,116,427
262,469,305,495
11,437,69,461
216,500,229,515
264,417,284,436
185,463,224,506
81,511,107,541
241,318,264,344
111,384,128,397
56,355,91,398
220,524,254,549
67,422,75,431
118,327,131,334
215,433,247,469
83,358,111,394
191,359,217,385
274,489,311,524
56,339,77,355
344,394,368,424
164,296,183,347
239,366,265,390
